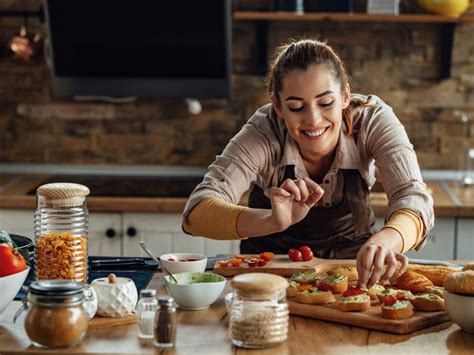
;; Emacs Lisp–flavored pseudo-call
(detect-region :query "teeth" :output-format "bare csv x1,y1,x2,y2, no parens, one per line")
304,128,326,137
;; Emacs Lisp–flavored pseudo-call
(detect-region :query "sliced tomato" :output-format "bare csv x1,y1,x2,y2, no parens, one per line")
342,287,364,298
296,284,312,292
234,255,247,261
257,258,267,267
218,260,230,267
247,258,258,267
396,292,408,301
317,283,331,292
230,258,242,267
259,252,274,262
383,295,397,306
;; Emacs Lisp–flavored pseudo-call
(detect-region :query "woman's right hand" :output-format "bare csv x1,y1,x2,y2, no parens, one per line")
269,177,325,232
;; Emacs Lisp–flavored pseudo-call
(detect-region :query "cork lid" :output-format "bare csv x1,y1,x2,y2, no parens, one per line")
37,182,90,207
231,273,288,300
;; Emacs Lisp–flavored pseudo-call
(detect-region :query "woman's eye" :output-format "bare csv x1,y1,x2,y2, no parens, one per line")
289,106,304,112
320,100,334,108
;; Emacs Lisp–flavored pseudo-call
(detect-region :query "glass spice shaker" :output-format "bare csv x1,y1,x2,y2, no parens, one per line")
137,289,158,339
34,183,90,282
154,295,177,348
229,273,289,348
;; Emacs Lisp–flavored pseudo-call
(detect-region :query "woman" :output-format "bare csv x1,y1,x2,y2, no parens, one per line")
182,39,434,288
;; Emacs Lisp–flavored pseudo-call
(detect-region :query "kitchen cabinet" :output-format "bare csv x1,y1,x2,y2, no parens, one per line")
456,218,474,260
375,217,456,259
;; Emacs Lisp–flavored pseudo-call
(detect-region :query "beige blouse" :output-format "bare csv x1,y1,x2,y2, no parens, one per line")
183,94,434,248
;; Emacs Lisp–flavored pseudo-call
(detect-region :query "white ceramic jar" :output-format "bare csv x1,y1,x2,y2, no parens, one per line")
91,273,138,317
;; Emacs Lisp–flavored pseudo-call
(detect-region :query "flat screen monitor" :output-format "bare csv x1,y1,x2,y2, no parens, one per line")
44,0,232,99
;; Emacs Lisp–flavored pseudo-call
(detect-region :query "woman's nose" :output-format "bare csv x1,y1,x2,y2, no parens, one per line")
305,107,323,125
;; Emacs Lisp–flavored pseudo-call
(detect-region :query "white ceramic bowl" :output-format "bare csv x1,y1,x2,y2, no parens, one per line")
160,253,207,275
164,272,226,310
0,266,30,315
444,290,474,333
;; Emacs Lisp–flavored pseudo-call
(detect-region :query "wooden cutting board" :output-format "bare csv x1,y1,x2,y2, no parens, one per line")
213,255,355,277
88,314,137,330
288,298,450,334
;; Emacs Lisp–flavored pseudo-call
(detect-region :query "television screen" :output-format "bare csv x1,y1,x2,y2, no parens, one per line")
44,0,232,98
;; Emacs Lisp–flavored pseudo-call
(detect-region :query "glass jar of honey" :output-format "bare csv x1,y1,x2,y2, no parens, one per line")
34,182,90,282
24,280,89,348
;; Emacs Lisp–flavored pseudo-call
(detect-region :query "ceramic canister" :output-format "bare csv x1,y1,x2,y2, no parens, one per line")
91,274,138,317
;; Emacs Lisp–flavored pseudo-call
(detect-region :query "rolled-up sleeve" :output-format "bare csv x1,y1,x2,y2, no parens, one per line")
364,102,434,249
182,123,273,223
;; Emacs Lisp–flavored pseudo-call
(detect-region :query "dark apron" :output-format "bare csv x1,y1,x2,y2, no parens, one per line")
240,166,376,259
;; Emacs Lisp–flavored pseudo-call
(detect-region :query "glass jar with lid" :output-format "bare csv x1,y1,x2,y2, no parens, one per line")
24,280,89,348
229,273,289,348
34,182,90,282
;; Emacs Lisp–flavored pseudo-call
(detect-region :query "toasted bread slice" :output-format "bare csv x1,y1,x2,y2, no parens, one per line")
376,288,413,303
294,288,336,305
287,280,300,298
364,284,385,300
424,285,445,298
397,271,433,293
408,265,458,287
410,293,444,311
339,294,371,312
327,265,358,282
290,270,320,285
319,275,348,294
381,301,414,320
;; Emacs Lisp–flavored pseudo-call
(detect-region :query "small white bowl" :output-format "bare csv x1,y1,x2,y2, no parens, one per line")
159,253,207,275
164,272,226,310
444,290,474,333
0,266,30,315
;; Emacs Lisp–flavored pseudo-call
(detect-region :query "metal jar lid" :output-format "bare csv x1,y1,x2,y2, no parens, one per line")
28,280,85,306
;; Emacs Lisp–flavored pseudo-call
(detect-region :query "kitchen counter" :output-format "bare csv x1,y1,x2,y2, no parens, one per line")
0,172,466,217
0,271,472,354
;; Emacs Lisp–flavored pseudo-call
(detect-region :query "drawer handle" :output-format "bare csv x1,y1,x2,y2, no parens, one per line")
105,228,116,238
126,227,137,237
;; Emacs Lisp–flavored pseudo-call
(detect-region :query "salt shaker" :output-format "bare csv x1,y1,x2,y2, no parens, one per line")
136,289,158,339
154,295,177,348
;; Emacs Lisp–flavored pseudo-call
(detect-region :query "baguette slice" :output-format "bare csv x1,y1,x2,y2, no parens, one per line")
327,265,358,282
319,275,348,294
381,301,414,320
364,284,385,300
339,294,371,312
410,293,445,311
290,270,320,285
376,288,413,303
424,285,445,298
287,280,300,298
295,288,336,305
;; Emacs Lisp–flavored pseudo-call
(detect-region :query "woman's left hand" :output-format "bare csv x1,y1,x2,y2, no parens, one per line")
356,229,408,289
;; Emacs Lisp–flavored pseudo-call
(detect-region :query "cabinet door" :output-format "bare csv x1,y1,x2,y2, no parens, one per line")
88,213,122,257
456,218,474,260
0,209,34,239
374,217,455,259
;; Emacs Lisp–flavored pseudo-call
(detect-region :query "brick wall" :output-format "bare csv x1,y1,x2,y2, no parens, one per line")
0,0,473,169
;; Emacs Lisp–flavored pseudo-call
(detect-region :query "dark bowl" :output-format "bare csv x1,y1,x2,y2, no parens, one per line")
11,234,34,262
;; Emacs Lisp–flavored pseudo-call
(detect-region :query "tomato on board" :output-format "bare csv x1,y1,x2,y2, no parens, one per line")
299,246,313,261
259,252,274,262
218,260,230,267
247,258,258,267
288,248,303,262
230,258,242,267
342,287,364,298
0,244,27,277
383,295,397,306
257,258,267,267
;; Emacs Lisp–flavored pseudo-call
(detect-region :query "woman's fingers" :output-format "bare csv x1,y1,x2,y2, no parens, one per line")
269,186,291,199
357,245,377,289
380,252,398,284
395,252,409,275
367,247,386,288
294,179,310,202
303,177,324,206
280,179,301,201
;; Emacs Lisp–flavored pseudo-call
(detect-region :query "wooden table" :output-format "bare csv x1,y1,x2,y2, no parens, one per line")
1,272,473,355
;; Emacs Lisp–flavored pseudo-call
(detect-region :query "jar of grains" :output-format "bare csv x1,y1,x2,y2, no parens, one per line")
24,280,89,348
229,273,289,348
34,183,90,282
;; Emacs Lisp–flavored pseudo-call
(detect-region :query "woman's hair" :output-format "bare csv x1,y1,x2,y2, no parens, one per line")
267,38,365,136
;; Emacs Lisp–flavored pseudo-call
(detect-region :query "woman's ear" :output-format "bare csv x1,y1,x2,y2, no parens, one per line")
271,95,283,117
342,83,351,109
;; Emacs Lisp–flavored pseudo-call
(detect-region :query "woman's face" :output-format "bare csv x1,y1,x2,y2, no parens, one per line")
272,64,350,161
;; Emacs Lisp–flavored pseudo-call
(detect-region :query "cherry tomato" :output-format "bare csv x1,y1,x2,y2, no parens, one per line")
299,246,313,261
0,244,27,277
230,258,242,267
260,252,274,262
288,248,303,262
257,258,267,267
296,284,312,292
234,255,247,261
218,260,230,267
247,258,258,267
168,258,176,262
383,295,397,306
317,283,331,292
396,292,408,301
342,287,364,298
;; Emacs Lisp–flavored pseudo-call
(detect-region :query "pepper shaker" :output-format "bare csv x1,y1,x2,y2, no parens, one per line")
136,289,158,339
154,295,177,348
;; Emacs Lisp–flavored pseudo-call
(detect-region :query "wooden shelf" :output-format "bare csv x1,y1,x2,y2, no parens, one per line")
234,11,474,24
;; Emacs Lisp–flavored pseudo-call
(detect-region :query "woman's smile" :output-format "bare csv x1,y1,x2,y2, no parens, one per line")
301,125,331,140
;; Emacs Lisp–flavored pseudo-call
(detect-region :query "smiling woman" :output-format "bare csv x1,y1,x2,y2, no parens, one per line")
182,38,434,289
